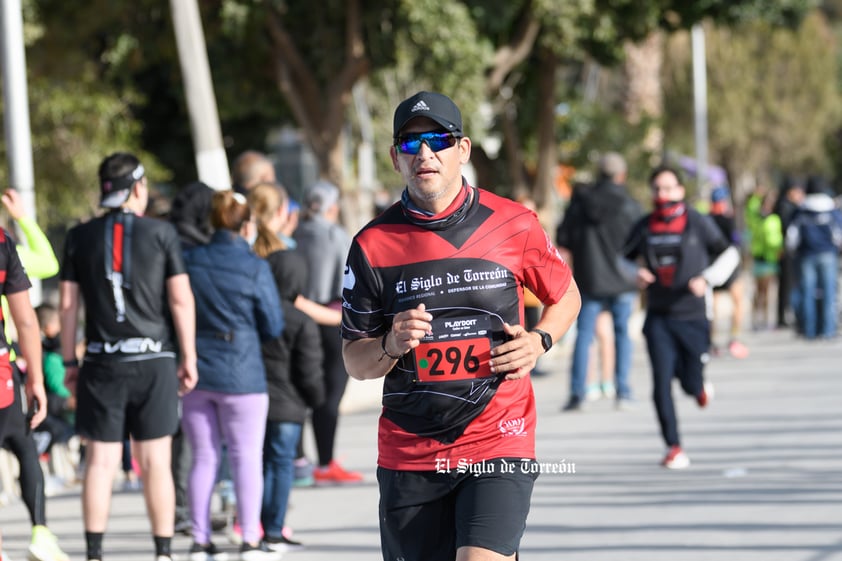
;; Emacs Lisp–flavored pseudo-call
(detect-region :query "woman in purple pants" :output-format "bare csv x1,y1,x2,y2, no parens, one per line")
181,191,284,561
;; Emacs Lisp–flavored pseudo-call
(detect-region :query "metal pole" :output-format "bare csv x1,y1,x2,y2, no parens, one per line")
170,0,231,189
1,0,42,303
691,23,709,200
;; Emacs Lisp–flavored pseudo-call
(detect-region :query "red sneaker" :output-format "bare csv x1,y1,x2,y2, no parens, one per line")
697,382,715,408
728,340,749,359
313,460,363,484
661,445,690,469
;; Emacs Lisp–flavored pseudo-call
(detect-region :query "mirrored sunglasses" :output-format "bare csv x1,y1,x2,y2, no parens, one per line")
395,131,461,155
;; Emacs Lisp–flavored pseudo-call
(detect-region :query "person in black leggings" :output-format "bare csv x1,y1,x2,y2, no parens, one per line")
1,366,69,560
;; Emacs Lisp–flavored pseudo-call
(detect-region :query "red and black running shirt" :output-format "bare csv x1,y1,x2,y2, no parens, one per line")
342,185,572,470
0,228,32,408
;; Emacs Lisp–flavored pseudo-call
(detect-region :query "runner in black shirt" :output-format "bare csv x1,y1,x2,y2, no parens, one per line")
623,165,738,470
59,152,197,561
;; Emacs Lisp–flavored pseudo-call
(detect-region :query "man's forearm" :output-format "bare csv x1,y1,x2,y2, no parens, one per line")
59,281,80,362
343,336,398,381
535,281,581,343
165,274,196,361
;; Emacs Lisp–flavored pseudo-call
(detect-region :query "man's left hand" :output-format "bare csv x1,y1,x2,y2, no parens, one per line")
488,322,544,381
25,380,48,429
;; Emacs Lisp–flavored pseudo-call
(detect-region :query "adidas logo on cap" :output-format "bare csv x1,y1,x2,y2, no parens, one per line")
411,100,430,113
394,91,462,137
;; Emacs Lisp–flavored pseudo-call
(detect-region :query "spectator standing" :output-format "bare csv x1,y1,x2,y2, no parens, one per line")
293,180,362,484
34,303,76,452
708,186,749,358
249,182,326,552
584,311,617,400
181,190,284,560
59,152,198,561
775,177,806,330
623,165,739,469
745,188,783,330
0,188,69,561
557,152,642,411
0,214,48,561
785,177,842,339
231,151,276,195
167,180,215,534
342,91,580,561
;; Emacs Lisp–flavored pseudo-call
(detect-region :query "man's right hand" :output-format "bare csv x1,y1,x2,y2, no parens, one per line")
636,267,656,289
178,358,198,396
387,303,433,357
64,365,79,396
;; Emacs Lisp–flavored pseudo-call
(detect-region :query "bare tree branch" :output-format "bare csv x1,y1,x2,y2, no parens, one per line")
486,10,540,96
266,6,322,141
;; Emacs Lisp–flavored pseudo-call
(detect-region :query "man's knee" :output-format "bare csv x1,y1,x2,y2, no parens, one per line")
134,436,173,472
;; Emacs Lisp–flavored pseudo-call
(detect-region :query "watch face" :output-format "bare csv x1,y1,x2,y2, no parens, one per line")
536,330,552,351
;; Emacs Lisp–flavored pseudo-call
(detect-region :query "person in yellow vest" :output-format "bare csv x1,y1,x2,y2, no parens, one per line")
746,189,783,330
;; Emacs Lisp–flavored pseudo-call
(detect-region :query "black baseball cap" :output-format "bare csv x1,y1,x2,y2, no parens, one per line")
393,91,462,138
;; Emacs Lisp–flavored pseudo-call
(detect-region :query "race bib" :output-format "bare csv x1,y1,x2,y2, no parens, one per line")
414,315,495,383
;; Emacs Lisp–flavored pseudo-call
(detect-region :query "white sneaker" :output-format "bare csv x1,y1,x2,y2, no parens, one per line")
584,384,601,401
662,445,690,469
239,542,282,561
28,525,69,561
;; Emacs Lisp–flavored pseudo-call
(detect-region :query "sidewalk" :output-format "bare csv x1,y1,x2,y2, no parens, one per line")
2,326,841,561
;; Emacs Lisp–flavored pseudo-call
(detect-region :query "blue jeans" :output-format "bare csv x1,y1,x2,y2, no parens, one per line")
569,292,636,399
799,251,838,338
261,421,302,537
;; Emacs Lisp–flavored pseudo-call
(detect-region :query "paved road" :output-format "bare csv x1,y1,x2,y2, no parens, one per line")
2,326,841,561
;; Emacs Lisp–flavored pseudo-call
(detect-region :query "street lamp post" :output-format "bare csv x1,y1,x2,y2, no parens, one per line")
692,23,710,200
1,0,42,303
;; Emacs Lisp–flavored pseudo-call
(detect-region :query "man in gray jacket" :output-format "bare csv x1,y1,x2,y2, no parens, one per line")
557,152,642,411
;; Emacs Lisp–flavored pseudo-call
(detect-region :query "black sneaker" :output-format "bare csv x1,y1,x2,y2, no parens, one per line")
238,542,282,561
264,535,304,553
189,541,229,561
561,395,583,412
175,517,192,536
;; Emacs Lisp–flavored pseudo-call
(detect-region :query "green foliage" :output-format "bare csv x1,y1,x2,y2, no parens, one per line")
4,0,835,230
661,0,817,30
663,11,842,183
555,100,657,200
2,1,169,232
366,0,491,190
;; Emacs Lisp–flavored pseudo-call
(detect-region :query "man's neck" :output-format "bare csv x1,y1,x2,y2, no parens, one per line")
405,183,470,217
119,200,143,216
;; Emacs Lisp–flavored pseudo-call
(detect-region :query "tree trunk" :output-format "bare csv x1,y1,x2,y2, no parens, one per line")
532,48,558,211
623,32,664,155
499,100,529,197
266,1,368,188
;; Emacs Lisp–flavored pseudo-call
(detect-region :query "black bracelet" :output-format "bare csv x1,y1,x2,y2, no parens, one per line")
62,358,79,368
378,332,403,361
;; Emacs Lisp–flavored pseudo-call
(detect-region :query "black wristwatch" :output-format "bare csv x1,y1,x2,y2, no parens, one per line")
533,329,552,353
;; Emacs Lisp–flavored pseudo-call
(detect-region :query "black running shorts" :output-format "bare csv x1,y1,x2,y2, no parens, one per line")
76,356,179,442
377,458,538,561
